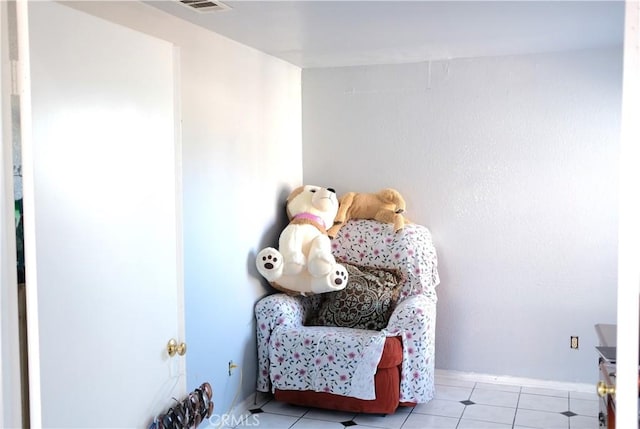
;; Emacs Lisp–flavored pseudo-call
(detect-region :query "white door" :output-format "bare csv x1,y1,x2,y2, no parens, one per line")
18,1,185,427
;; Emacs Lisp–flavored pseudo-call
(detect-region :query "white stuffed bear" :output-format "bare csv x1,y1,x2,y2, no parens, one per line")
256,185,348,295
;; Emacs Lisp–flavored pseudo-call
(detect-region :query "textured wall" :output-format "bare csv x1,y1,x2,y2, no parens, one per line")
302,48,621,383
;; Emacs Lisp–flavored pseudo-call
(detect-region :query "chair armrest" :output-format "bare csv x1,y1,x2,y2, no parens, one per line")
256,293,306,329
383,294,437,404
385,294,435,334
255,294,305,392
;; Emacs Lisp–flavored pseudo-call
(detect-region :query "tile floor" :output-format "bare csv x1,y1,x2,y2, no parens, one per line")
223,373,599,428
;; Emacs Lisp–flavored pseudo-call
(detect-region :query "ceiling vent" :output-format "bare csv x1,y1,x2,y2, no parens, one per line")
177,0,230,13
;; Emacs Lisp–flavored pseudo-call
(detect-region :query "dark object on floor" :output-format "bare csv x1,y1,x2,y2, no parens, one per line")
149,382,213,429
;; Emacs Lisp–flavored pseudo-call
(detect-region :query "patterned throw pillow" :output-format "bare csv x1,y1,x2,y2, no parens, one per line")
307,263,403,331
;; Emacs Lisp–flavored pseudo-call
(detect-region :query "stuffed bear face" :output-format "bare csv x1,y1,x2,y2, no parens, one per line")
286,185,338,228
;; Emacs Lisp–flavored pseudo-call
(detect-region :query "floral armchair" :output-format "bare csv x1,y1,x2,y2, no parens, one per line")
255,219,439,414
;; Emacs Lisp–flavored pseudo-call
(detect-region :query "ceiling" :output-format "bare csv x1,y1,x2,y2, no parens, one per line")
145,0,624,68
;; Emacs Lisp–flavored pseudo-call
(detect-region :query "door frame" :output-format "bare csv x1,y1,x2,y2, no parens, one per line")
14,0,42,425
0,0,24,427
615,0,640,425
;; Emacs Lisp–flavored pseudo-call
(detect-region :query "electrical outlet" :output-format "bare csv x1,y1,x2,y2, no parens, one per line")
228,360,238,376
570,336,579,349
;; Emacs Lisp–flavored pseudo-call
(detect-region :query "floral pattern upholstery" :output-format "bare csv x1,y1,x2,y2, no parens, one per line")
331,220,439,303
268,326,386,399
255,219,439,403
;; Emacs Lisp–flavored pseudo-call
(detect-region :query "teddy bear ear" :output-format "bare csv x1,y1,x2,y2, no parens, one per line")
287,186,305,203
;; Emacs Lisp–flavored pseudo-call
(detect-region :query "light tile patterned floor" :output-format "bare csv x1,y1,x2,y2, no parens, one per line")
222,373,599,428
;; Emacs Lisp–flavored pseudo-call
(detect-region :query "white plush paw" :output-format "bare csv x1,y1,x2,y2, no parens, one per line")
329,264,348,290
256,248,283,282
310,264,348,294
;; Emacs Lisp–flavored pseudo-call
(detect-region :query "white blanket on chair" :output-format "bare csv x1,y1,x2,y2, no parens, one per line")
268,326,386,400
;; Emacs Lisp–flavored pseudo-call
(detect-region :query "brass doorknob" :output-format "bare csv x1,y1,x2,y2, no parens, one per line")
597,381,615,397
167,339,187,357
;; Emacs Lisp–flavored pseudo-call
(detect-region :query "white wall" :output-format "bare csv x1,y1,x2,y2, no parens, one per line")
302,47,621,383
176,17,301,418
67,1,302,416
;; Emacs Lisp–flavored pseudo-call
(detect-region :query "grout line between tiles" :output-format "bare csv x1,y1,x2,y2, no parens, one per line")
400,410,412,429
455,381,477,429
511,386,522,429
287,412,306,429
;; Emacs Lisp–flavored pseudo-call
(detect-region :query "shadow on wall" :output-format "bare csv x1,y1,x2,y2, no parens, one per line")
247,185,293,293
235,186,293,416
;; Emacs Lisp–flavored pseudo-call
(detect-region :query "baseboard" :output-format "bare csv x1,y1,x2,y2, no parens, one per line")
435,368,594,393
231,391,271,416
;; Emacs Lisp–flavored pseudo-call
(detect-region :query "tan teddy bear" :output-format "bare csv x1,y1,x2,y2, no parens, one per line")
327,188,407,238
